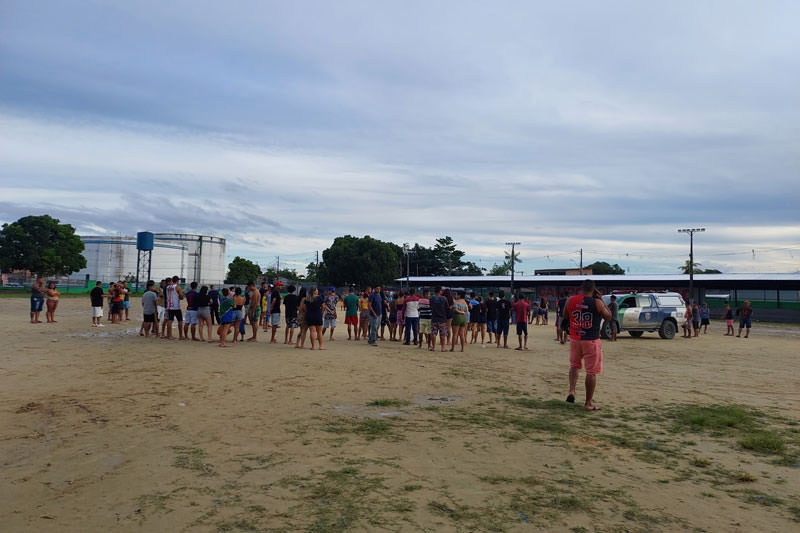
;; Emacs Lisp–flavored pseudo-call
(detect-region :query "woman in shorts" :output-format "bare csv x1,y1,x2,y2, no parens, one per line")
45,281,60,323
358,291,370,341
450,290,468,352
295,287,309,349
723,301,734,336
304,287,324,350
217,288,235,347
196,286,213,342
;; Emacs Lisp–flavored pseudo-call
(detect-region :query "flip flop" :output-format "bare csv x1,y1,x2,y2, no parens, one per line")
514,347,522,351
566,394,575,403
585,405,600,411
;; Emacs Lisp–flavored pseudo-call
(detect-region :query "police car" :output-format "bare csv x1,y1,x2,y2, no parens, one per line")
601,292,685,340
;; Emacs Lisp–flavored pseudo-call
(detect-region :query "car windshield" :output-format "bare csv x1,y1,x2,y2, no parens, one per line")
656,295,684,307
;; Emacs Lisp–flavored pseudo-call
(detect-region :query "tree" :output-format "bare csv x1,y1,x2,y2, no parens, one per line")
679,260,721,274
0,215,86,276
432,236,482,275
263,266,300,283
586,261,625,275
504,249,521,266
489,262,510,276
322,235,400,287
225,256,261,284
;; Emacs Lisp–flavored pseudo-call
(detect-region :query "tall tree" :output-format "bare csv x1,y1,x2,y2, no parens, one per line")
225,256,261,284
323,235,400,287
263,267,300,283
432,236,481,275
0,215,86,276
680,260,721,274
586,261,625,275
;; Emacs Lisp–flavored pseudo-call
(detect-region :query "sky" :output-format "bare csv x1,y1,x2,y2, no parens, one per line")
1,1,799,275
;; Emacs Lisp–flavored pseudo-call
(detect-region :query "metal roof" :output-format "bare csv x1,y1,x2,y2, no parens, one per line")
395,273,800,290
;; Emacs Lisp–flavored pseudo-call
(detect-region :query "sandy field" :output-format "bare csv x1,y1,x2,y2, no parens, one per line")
1,296,798,532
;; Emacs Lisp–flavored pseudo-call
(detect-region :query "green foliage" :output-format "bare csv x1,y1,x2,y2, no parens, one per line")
0,215,86,276
322,235,400,287
738,431,786,454
433,236,483,275
489,262,510,275
680,260,722,274
671,404,754,432
225,256,261,284
263,266,299,283
586,261,625,275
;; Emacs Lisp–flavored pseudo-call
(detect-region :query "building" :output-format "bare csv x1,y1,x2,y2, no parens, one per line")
68,233,226,286
534,268,593,276
397,273,800,322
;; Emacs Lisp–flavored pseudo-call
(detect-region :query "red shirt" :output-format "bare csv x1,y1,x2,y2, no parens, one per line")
512,300,530,324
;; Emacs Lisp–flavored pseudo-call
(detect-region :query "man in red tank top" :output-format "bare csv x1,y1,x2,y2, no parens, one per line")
565,279,611,410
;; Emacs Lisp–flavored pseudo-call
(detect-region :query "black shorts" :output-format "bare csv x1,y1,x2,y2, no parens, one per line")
112,302,123,314
701,318,710,325
516,322,528,336
143,313,156,323
168,309,183,322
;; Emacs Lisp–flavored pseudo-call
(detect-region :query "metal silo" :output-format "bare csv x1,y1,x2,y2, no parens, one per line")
152,234,227,285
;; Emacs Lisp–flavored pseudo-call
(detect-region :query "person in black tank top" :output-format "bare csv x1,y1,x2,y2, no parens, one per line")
565,280,611,411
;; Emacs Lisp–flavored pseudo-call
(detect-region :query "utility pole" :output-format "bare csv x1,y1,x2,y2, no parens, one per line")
315,251,319,282
505,242,521,297
678,228,705,303
276,256,280,274
403,243,415,290
579,248,583,275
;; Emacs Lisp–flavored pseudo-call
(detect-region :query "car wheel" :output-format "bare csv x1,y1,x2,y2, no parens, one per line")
600,321,612,339
658,320,676,339
629,331,644,338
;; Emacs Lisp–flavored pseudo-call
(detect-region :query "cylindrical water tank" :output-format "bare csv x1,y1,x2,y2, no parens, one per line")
136,231,154,251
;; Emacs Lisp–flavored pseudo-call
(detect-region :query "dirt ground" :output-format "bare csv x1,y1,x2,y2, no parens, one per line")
1,297,798,532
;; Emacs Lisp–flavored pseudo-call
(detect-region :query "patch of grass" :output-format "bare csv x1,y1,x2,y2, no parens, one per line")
771,455,799,466
322,417,403,441
671,405,755,433
172,446,215,476
367,399,410,407
738,431,786,454
741,489,783,507
403,484,422,492
691,457,711,468
732,471,756,483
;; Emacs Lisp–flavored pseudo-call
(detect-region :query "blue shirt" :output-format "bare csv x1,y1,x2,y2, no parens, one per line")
368,292,383,316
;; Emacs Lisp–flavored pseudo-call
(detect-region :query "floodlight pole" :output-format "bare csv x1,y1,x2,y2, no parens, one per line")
678,228,705,303
505,242,521,297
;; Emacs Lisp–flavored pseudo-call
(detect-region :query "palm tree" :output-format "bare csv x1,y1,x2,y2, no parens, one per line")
504,250,522,265
679,260,701,274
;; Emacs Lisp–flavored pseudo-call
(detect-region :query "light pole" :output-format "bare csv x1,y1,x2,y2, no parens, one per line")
505,242,521,297
678,228,705,303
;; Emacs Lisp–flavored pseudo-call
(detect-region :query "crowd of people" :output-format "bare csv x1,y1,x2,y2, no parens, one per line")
23,277,760,410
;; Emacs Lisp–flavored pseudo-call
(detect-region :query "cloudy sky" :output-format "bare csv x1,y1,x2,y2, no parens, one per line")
1,1,798,275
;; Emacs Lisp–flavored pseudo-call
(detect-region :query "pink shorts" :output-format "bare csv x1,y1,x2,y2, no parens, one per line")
726,319,734,326
570,338,603,375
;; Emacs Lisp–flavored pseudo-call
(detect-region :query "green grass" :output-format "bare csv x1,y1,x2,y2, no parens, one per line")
738,431,786,454
671,405,755,433
172,446,215,476
366,399,410,407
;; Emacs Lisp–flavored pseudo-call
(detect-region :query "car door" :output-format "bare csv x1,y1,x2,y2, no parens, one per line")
620,296,640,328
636,294,657,327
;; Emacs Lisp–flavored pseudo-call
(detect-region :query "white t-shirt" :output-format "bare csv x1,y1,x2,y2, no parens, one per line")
405,298,420,318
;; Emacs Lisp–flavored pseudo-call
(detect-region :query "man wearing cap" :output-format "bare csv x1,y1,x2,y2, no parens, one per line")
268,281,282,343
322,287,339,341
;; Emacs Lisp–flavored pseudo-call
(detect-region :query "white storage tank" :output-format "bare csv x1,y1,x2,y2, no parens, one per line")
152,233,226,286
69,233,226,286
70,236,187,283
